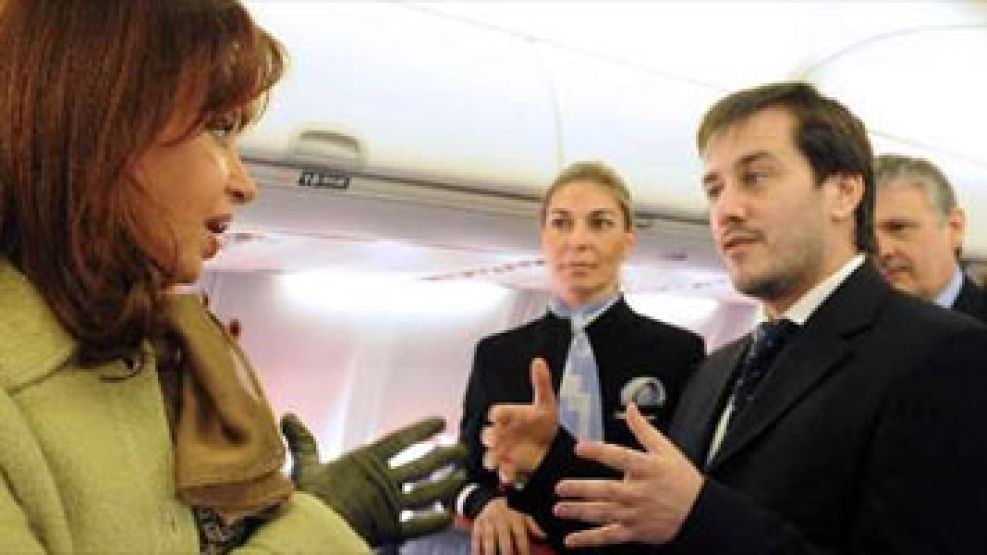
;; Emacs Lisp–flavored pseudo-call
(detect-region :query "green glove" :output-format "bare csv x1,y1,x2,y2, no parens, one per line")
280,413,467,547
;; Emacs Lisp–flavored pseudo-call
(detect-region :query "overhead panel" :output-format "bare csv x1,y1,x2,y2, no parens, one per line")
235,160,543,259
241,2,558,192
541,47,721,220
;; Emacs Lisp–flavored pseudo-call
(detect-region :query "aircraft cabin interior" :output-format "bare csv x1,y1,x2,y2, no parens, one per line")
190,2,986,552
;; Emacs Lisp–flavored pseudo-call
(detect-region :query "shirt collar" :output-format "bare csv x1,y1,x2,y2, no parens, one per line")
934,266,965,309
758,254,866,326
549,292,620,330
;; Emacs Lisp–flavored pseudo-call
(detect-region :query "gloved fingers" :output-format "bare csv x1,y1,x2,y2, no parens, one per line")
398,510,454,540
372,416,446,460
392,443,466,483
400,469,467,509
280,413,321,469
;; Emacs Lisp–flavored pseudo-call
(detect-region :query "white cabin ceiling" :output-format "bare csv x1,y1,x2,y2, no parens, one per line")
219,1,987,295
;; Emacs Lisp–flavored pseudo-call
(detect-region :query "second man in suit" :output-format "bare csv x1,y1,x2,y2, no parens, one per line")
873,153,987,322
457,161,705,554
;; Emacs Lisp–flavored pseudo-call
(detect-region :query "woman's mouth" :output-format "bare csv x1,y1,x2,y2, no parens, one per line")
203,215,231,258
205,215,231,235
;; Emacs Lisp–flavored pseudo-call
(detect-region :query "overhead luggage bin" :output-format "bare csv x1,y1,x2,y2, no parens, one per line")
232,2,720,274
540,47,722,220
233,3,559,264
239,2,558,191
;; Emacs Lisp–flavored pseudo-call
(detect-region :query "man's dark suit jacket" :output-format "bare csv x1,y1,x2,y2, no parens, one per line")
953,275,987,323
459,297,705,553
667,262,987,554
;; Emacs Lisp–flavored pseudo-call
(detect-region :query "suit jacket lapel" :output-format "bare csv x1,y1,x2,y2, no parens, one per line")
707,331,849,470
952,277,986,320
536,312,571,394
707,262,887,471
589,299,638,420
672,338,746,465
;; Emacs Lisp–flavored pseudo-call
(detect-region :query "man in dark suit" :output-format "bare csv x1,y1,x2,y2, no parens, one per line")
482,82,987,554
874,153,987,322
458,161,705,554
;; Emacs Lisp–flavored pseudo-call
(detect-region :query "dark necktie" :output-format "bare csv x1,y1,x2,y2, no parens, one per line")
728,319,798,426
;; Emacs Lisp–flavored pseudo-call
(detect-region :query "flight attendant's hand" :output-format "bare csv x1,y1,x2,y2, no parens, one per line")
482,358,559,484
552,403,704,548
472,497,546,555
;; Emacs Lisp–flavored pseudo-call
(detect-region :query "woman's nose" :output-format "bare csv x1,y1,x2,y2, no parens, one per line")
227,149,258,204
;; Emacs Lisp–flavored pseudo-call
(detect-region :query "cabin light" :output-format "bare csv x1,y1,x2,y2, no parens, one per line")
625,292,720,327
278,269,512,318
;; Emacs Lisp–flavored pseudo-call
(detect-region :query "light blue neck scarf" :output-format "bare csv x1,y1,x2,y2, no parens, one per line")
548,293,619,440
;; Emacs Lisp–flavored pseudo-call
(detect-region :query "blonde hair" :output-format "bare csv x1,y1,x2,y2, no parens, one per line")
540,161,634,230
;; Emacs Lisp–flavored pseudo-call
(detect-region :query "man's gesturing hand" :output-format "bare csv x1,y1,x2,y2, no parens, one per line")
553,403,704,548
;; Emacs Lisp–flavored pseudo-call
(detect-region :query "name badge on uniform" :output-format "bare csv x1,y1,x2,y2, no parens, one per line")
616,376,666,421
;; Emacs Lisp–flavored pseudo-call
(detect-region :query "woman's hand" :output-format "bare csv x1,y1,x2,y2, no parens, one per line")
471,498,546,555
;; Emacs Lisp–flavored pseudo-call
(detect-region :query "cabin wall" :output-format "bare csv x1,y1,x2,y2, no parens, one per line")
200,270,754,457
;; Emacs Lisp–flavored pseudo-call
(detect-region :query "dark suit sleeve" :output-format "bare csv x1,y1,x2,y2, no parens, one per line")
669,327,987,555
506,425,621,547
458,338,505,518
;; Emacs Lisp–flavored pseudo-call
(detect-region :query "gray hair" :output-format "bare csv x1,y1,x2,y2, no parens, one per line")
874,154,958,222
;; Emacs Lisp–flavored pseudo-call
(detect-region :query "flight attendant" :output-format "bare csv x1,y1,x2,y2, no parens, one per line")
458,161,705,554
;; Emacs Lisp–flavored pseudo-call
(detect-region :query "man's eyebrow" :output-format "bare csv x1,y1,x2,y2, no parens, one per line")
702,151,777,186
735,151,776,167
878,217,917,226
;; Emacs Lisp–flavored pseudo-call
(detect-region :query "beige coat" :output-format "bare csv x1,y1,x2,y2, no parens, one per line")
0,263,369,554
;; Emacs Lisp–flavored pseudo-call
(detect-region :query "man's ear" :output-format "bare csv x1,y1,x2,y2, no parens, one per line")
946,206,966,258
828,173,865,223
620,228,636,262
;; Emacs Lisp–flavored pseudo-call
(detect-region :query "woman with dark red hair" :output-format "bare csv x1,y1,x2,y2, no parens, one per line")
0,1,461,552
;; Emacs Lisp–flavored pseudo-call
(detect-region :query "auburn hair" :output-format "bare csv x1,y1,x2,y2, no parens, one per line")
0,0,284,365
